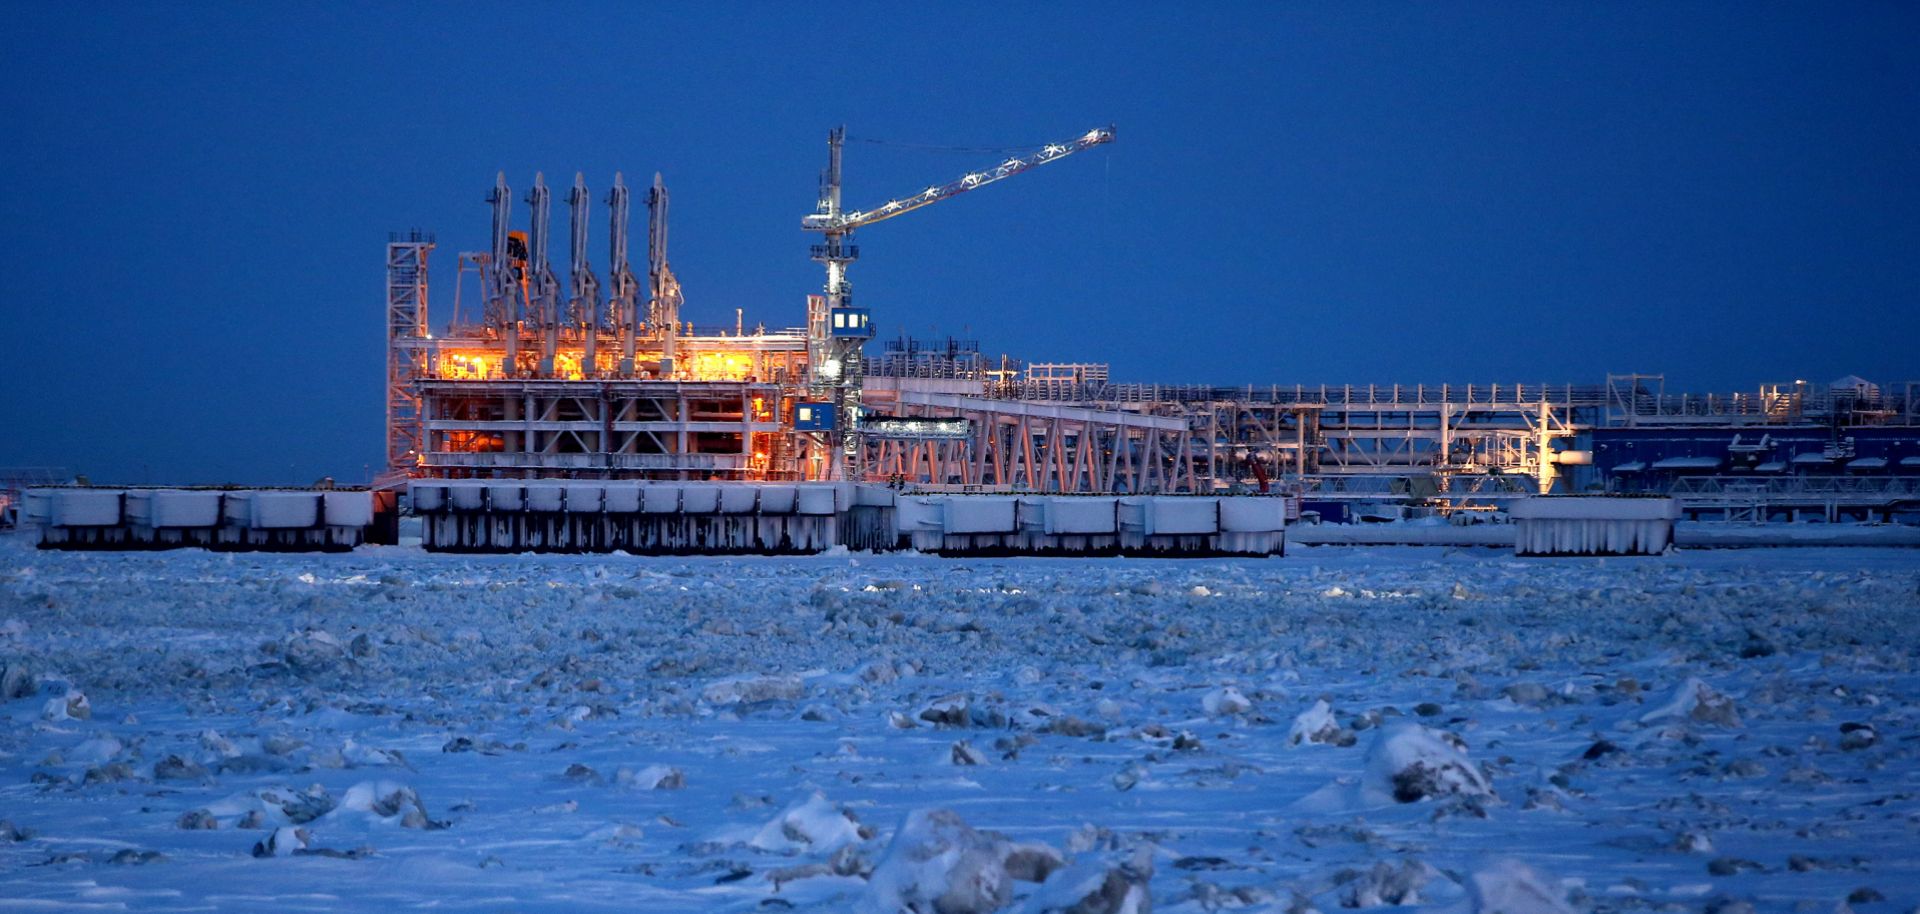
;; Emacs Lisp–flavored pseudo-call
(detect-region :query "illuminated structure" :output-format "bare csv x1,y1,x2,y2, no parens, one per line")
801,125,1116,479
388,172,810,481
387,131,1916,521
388,125,1118,484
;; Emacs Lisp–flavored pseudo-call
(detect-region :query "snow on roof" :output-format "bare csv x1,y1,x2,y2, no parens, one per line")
1902,456,1920,467
1753,461,1788,473
1650,456,1721,470
1611,461,1646,473
1791,452,1836,464
1847,457,1888,470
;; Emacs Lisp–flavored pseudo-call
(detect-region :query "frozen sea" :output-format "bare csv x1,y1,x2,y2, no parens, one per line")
1,536,1916,913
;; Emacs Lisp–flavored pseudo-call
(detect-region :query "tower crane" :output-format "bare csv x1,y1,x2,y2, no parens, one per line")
800,124,1116,480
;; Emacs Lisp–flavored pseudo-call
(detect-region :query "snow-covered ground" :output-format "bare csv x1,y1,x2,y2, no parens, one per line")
1,536,1916,913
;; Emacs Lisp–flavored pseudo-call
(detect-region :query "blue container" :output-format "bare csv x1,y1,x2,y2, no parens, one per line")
794,402,837,431
829,307,874,339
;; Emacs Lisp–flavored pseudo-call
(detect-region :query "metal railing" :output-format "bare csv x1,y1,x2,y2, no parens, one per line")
1038,382,1610,409
1607,378,1917,426
1668,475,1920,505
422,452,748,471
976,378,1918,431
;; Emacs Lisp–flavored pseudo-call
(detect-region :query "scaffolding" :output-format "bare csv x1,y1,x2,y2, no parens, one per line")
386,232,434,472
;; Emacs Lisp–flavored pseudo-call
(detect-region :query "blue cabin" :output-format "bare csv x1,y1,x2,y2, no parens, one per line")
829,307,873,339
793,402,837,431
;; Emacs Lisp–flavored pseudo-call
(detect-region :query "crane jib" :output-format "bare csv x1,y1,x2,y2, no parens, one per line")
801,125,1114,233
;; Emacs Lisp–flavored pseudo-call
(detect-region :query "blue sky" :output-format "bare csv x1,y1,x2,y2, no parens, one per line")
3,2,1915,483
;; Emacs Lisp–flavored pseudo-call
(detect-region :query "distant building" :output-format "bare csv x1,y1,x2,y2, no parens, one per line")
1829,375,1881,401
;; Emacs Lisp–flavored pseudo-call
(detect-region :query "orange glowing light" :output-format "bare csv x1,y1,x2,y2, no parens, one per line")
686,352,752,381
439,353,497,379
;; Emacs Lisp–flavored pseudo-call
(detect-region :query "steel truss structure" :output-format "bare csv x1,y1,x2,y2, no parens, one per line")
858,369,1918,513
866,390,1197,493
418,379,784,479
386,232,434,470
1668,475,1920,523
863,377,1600,497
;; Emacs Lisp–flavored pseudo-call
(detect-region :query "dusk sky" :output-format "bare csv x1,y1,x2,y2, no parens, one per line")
4,2,1916,484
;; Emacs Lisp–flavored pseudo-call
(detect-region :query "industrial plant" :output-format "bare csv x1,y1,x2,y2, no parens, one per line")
8,123,1916,555
383,125,1920,527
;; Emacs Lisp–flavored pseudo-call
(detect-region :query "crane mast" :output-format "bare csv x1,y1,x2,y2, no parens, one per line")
801,124,1116,480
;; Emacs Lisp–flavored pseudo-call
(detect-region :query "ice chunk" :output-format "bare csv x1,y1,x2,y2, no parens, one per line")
1019,847,1153,914
340,740,409,769
1365,721,1493,804
1640,677,1741,728
949,741,988,766
1341,859,1429,908
860,809,1019,914
178,809,217,830
615,764,685,790
918,693,976,728
1203,686,1252,717
200,730,241,759
703,674,805,705
283,630,348,675
750,792,867,854
154,755,208,780
1,662,33,700
68,735,124,765
252,826,310,858
42,689,90,721
335,780,438,828
1467,859,1575,914
1287,699,1343,747
1839,722,1877,751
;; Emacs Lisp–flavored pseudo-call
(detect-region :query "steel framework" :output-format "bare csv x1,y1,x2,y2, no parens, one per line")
1668,474,1920,521
386,231,434,471
802,125,1116,481
418,379,784,479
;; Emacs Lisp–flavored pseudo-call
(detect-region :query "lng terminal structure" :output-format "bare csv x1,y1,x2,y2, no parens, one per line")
386,125,1920,524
